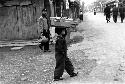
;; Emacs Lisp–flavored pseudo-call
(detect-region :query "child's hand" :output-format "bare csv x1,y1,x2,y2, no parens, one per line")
53,33,58,40
51,33,58,44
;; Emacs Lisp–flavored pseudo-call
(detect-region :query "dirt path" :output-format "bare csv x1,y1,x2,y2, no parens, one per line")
52,13,125,84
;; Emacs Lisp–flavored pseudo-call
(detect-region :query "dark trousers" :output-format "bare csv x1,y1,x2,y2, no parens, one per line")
54,52,74,79
106,14,110,22
79,14,83,21
113,15,118,23
39,40,49,51
94,12,96,15
120,14,124,23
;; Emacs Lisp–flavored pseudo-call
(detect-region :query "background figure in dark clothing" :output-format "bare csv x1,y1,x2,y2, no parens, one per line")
94,8,96,15
79,12,83,22
104,5,111,23
112,5,119,23
38,8,51,52
119,5,125,23
54,29,78,81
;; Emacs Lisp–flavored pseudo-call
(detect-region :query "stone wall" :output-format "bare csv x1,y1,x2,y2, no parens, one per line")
0,0,44,40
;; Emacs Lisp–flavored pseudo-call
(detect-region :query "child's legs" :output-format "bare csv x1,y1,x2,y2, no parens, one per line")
54,52,65,79
65,55,75,75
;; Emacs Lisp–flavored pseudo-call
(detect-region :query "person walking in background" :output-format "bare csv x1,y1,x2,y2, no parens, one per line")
119,4,125,23
94,8,96,15
79,11,83,22
112,5,119,23
104,4,111,23
54,29,78,81
38,8,51,52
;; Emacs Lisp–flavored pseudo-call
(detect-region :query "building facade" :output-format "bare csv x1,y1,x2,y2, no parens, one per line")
0,0,51,40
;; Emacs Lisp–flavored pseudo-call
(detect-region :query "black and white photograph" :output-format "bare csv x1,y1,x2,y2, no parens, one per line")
0,0,125,84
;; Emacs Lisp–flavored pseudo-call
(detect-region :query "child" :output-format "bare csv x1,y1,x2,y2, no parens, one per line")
54,29,78,81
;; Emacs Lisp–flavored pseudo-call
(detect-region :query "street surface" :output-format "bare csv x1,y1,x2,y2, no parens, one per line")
1,12,125,84
53,13,125,84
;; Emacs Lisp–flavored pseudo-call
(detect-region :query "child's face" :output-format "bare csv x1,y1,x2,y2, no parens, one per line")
61,30,65,35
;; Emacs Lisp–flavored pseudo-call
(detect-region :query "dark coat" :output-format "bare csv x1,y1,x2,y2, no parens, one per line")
104,6,111,15
42,29,50,39
112,7,118,16
119,7,125,16
55,35,67,53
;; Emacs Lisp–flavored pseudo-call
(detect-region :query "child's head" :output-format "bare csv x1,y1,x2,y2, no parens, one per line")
56,28,66,35
61,29,66,35
60,29,66,38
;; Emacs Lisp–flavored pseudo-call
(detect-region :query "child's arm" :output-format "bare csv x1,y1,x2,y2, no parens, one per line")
52,33,58,44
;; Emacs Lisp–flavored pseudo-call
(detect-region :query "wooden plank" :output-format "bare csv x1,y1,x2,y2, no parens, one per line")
11,47,23,50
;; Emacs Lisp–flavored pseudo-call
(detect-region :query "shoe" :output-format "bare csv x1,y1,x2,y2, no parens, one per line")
54,78,63,81
70,72,78,77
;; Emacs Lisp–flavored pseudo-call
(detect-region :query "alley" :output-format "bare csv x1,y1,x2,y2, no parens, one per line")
53,13,125,84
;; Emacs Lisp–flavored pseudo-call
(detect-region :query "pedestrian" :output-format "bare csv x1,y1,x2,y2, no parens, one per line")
79,12,83,22
104,4,111,23
38,8,51,52
112,5,119,23
94,8,96,15
54,28,78,81
119,4,125,23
